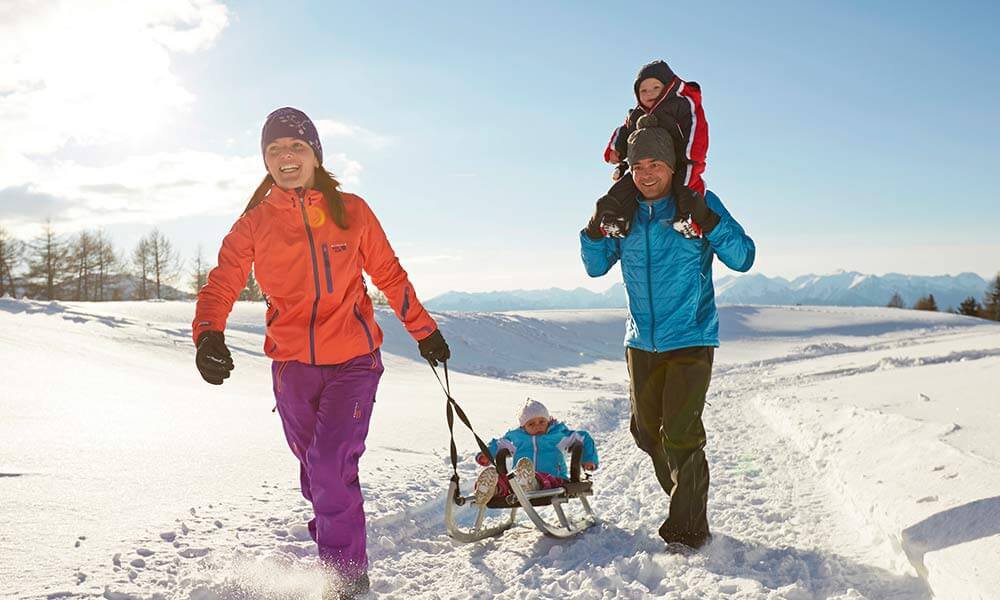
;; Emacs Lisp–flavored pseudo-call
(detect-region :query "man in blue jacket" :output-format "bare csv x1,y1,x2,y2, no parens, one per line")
580,125,755,549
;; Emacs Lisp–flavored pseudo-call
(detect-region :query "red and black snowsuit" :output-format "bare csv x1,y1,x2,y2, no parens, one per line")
604,60,709,197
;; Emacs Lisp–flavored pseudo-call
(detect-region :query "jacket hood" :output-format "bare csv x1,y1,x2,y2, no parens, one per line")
634,60,676,104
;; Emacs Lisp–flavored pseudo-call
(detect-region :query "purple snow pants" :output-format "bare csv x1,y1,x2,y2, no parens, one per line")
271,350,384,578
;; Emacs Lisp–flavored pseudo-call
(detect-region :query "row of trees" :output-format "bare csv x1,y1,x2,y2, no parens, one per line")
0,222,190,301
0,222,379,304
886,274,1000,321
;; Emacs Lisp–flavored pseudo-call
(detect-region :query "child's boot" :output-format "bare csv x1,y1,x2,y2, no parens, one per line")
473,466,499,506
511,457,539,492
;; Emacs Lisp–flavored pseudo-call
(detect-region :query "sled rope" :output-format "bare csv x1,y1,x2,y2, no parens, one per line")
428,361,498,500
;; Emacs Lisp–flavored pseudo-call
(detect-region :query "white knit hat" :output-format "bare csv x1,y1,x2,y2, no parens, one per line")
519,398,550,426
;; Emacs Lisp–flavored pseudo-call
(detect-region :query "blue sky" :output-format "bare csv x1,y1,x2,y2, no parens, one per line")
2,1,998,297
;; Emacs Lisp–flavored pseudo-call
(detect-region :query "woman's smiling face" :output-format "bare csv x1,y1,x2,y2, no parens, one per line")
264,136,318,190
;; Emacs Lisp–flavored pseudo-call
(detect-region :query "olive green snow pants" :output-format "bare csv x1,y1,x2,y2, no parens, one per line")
627,345,714,546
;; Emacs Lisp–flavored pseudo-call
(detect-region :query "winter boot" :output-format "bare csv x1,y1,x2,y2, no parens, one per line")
473,466,499,506
323,572,370,600
511,457,539,492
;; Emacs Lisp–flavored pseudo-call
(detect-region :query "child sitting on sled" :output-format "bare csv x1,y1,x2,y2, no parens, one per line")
473,398,599,506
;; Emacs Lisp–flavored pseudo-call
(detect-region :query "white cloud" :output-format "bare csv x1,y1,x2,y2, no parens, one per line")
315,119,393,150
0,2,375,241
325,152,364,187
0,0,229,184
0,147,368,238
1,151,260,236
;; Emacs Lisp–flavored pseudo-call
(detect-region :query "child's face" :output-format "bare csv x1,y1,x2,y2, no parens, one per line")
638,77,665,109
523,417,549,435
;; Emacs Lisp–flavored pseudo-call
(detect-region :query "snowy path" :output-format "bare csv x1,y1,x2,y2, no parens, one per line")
354,363,930,599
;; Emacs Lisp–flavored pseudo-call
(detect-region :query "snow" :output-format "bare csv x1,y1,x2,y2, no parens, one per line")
2,299,999,599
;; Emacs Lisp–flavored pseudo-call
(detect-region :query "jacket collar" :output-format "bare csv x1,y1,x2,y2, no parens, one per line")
263,184,325,209
636,192,675,221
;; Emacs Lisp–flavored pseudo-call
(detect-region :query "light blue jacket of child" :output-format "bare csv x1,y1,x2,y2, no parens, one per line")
486,421,599,480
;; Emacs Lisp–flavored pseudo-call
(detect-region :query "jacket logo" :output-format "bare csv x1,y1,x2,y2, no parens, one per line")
331,243,348,253
306,205,326,228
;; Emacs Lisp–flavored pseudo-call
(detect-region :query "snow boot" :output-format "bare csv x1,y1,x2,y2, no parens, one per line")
473,466,499,506
659,520,712,550
323,572,370,600
511,457,539,492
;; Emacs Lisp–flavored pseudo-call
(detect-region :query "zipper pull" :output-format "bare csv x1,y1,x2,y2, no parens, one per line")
295,186,305,206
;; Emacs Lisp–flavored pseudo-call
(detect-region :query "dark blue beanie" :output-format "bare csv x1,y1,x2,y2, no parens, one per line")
261,107,323,165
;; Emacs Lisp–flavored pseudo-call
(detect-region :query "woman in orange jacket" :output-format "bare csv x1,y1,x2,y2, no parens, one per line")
192,107,449,596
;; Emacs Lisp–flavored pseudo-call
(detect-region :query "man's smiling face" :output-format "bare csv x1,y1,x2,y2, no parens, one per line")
631,157,674,200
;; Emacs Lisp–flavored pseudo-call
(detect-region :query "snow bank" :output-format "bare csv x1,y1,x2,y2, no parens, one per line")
752,317,1000,600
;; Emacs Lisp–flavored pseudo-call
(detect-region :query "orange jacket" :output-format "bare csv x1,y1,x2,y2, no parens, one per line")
193,184,438,365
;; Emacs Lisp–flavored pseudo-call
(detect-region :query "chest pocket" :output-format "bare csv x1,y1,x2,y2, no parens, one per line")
316,234,363,305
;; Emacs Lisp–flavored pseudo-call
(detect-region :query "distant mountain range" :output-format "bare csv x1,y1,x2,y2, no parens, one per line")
425,271,991,312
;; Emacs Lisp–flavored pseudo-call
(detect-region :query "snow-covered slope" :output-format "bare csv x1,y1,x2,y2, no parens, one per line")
2,299,999,599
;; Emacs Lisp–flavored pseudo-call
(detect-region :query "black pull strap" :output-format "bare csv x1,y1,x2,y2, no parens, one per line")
429,361,497,498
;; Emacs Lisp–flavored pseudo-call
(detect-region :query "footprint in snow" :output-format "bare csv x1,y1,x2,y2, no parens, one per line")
178,547,210,558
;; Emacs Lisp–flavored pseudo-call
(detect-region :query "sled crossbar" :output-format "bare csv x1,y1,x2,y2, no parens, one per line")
485,481,593,509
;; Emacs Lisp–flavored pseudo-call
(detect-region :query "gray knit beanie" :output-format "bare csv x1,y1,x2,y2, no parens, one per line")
626,127,675,171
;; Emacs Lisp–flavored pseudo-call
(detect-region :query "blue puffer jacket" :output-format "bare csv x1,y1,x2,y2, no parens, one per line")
486,421,599,480
580,190,755,352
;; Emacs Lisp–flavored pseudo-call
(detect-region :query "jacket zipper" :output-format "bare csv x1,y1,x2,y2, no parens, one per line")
322,244,334,294
644,203,657,352
296,188,322,365
693,271,705,323
266,307,280,327
532,436,538,467
353,303,374,352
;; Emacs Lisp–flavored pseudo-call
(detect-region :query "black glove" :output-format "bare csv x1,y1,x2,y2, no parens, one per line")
673,182,720,236
196,331,234,385
587,194,634,240
418,329,450,366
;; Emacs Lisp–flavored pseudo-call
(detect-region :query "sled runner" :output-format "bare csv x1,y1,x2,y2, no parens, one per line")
428,362,597,543
444,444,597,542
